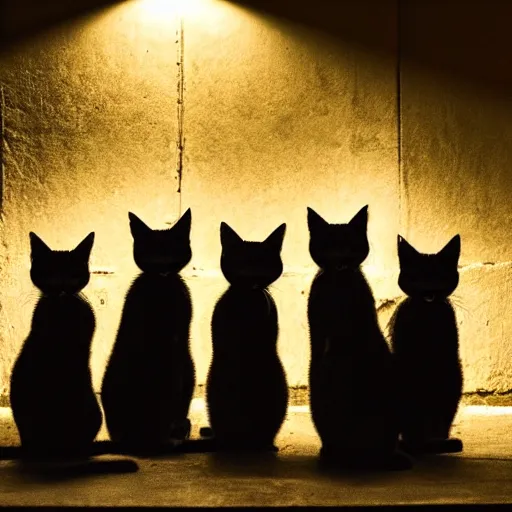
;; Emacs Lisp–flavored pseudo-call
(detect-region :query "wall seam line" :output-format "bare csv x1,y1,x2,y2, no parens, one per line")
396,0,403,235
0,85,4,216
175,16,185,215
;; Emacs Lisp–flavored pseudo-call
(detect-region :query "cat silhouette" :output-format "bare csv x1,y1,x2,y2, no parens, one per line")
307,206,411,471
202,222,288,452
7,232,138,474
101,209,195,454
390,234,463,455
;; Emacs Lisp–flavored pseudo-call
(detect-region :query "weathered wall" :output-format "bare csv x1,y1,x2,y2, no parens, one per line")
0,2,182,394
400,0,512,392
0,0,510,398
183,0,399,385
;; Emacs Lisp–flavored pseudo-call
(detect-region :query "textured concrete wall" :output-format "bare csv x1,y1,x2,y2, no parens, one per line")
400,0,512,392
0,0,510,398
183,0,399,386
0,2,182,394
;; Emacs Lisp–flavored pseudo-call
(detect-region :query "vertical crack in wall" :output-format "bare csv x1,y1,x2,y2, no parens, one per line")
396,0,404,235
0,85,5,216
175,16,185,214
396,0,409,237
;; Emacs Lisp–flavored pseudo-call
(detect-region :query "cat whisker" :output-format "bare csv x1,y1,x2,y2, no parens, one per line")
450,294,469,313
19,291,41,311
268,284,283,294
450,300,470,320
263,289,273,316
376,296,404,314
450,298,467,311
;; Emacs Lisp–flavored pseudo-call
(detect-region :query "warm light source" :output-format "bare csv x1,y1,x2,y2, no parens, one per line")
135,0,210,21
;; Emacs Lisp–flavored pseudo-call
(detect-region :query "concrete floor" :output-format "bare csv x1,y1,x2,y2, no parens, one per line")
1,400,512,509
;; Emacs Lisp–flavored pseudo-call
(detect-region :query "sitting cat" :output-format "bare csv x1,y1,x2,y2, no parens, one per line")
390,234,463,455
7,232,137,474
307,206,411,471
203,222,288,452
101,209,195,454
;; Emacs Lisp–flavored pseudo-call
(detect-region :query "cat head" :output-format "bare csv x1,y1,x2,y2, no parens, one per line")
29,232,95,296
307,205,369,271
397,234,460,301
220,222,286,289
129,208,192,275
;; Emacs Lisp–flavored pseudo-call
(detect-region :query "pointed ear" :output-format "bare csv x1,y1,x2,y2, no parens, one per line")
397,235,420,262
348,205,368,230
220,222,244,247
74,232,95,261
438,234,461,265
128,212,152,238
307,207,329,231
172,208,191,236
29,232,52,259
264,223,286,252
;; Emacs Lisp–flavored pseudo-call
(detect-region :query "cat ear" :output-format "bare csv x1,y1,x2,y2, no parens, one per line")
264,223,286,252
73,232,95,261
172,208,191,236
348,205,368,230
128,212,152,238
29,232,52,259
307,207,329,231
438,234,461,265
397,235,420,262
220,222,244,247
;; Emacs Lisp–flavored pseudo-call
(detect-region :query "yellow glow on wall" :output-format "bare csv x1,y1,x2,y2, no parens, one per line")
0,0,511,401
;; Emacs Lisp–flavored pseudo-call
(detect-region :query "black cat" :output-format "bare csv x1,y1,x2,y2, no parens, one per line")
7,232,137,474
203,222,288,452
390,234,463,455
307,206,411,471
101,209,195,453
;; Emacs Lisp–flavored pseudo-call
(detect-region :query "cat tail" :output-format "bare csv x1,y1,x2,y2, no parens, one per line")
0,444,138,473
176,438,279,454
400,437,463,455
0,443,123,459
18,458,139,477
176,427,279,454
89,436,278,456
92,438,219,455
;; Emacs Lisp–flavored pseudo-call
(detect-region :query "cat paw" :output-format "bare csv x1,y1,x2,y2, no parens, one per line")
388,450,414,470
425,437,463,454
199,426,214,438
216,440,278,453
170,418,191,440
